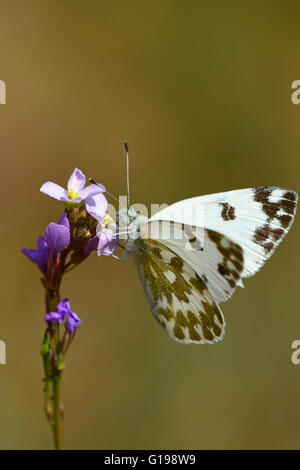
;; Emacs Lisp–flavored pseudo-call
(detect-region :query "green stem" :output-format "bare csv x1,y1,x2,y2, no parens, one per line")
43,287,64,450
52,374,63,450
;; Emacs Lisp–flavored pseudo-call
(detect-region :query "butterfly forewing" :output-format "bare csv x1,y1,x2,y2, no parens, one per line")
149,187,298,278
134,240,226,344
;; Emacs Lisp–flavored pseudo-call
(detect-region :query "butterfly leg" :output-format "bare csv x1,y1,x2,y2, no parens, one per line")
112,248,128,263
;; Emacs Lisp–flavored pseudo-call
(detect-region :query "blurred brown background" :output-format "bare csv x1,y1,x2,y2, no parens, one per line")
1,0,300,449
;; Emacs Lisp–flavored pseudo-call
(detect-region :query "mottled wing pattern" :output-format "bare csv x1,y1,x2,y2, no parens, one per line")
250,187,297,265
140,222,244,304
134,239,226,344
149,187,298,278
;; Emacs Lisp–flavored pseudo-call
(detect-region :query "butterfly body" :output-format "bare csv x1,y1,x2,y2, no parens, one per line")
118,187,298,344
118,207,148,252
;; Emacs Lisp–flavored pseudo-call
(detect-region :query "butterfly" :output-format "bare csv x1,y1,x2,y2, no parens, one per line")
92,147,298,345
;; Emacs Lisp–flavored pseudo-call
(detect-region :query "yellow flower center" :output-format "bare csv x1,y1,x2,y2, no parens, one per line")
102,213,113,227
68,188,79,200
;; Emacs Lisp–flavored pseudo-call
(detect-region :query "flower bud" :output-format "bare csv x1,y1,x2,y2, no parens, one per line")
71,227,91,251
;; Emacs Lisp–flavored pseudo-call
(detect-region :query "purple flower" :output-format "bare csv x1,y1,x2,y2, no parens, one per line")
58,213,70,230
40,168,107,216
56,298,71,320
45,299,69,326
45,311,62,326
45,222,70,261
22,236,49,275
94,213,119,256
85,192,108,220
97,223,119,256
22,214,71,274
83,234,99,257
66,311,82,333
45,299,81,333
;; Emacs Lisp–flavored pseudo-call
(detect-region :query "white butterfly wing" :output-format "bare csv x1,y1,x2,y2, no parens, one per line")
140,222,244,304
148,187,298,279
133,239,226,344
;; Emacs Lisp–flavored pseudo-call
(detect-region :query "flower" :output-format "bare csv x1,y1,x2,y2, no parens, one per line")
96,213,119,256
22,214,70,274
84,192,108,220
45,298,81,333
40,168,107,216
22,236,49,275
57,213,70,230
45,311,62,325
45,222,70,261
83,233,99,257
56,298,72,319
66,311,82,333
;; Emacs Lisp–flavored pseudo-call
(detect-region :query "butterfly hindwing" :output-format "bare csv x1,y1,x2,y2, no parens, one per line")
134,239,226,344
140,222,244,304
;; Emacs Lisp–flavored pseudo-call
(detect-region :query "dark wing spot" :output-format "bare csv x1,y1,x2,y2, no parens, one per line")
186,311,201,341
283,190,297,201
170,256,184,272
207,230,244,290
252,187,298,253
277,214,292,229
151,246,162,259
220,202,236,221
253,186,271,205
218,264,227,276
280,198,296,214
158,308,172,321
263,242,274,253
254,224,284,244
190,275,207,295
271,228,285,241
253,187,297,228
201,302,223,339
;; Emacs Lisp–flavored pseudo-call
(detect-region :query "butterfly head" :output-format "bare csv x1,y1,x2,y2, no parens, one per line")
118,207,148,249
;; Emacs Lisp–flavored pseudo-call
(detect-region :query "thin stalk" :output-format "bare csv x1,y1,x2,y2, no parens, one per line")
43,286,64,450
52,373,63,450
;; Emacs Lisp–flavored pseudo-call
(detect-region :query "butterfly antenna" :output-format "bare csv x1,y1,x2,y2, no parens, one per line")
124,141,130,210
89,178,125,207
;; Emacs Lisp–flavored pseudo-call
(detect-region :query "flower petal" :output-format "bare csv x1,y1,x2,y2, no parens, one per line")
66,310,82,333
22,236,49,275
68,168,86,193
83,234,99,257
97,224,118,256
45,311,62,325
36,237,49,274
37,236,47,251
58,213,70,231
85,193,108,220
45,222,70,259
57,298,71,319
40,182,68,201
21,248,40,265
80,183,106,201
